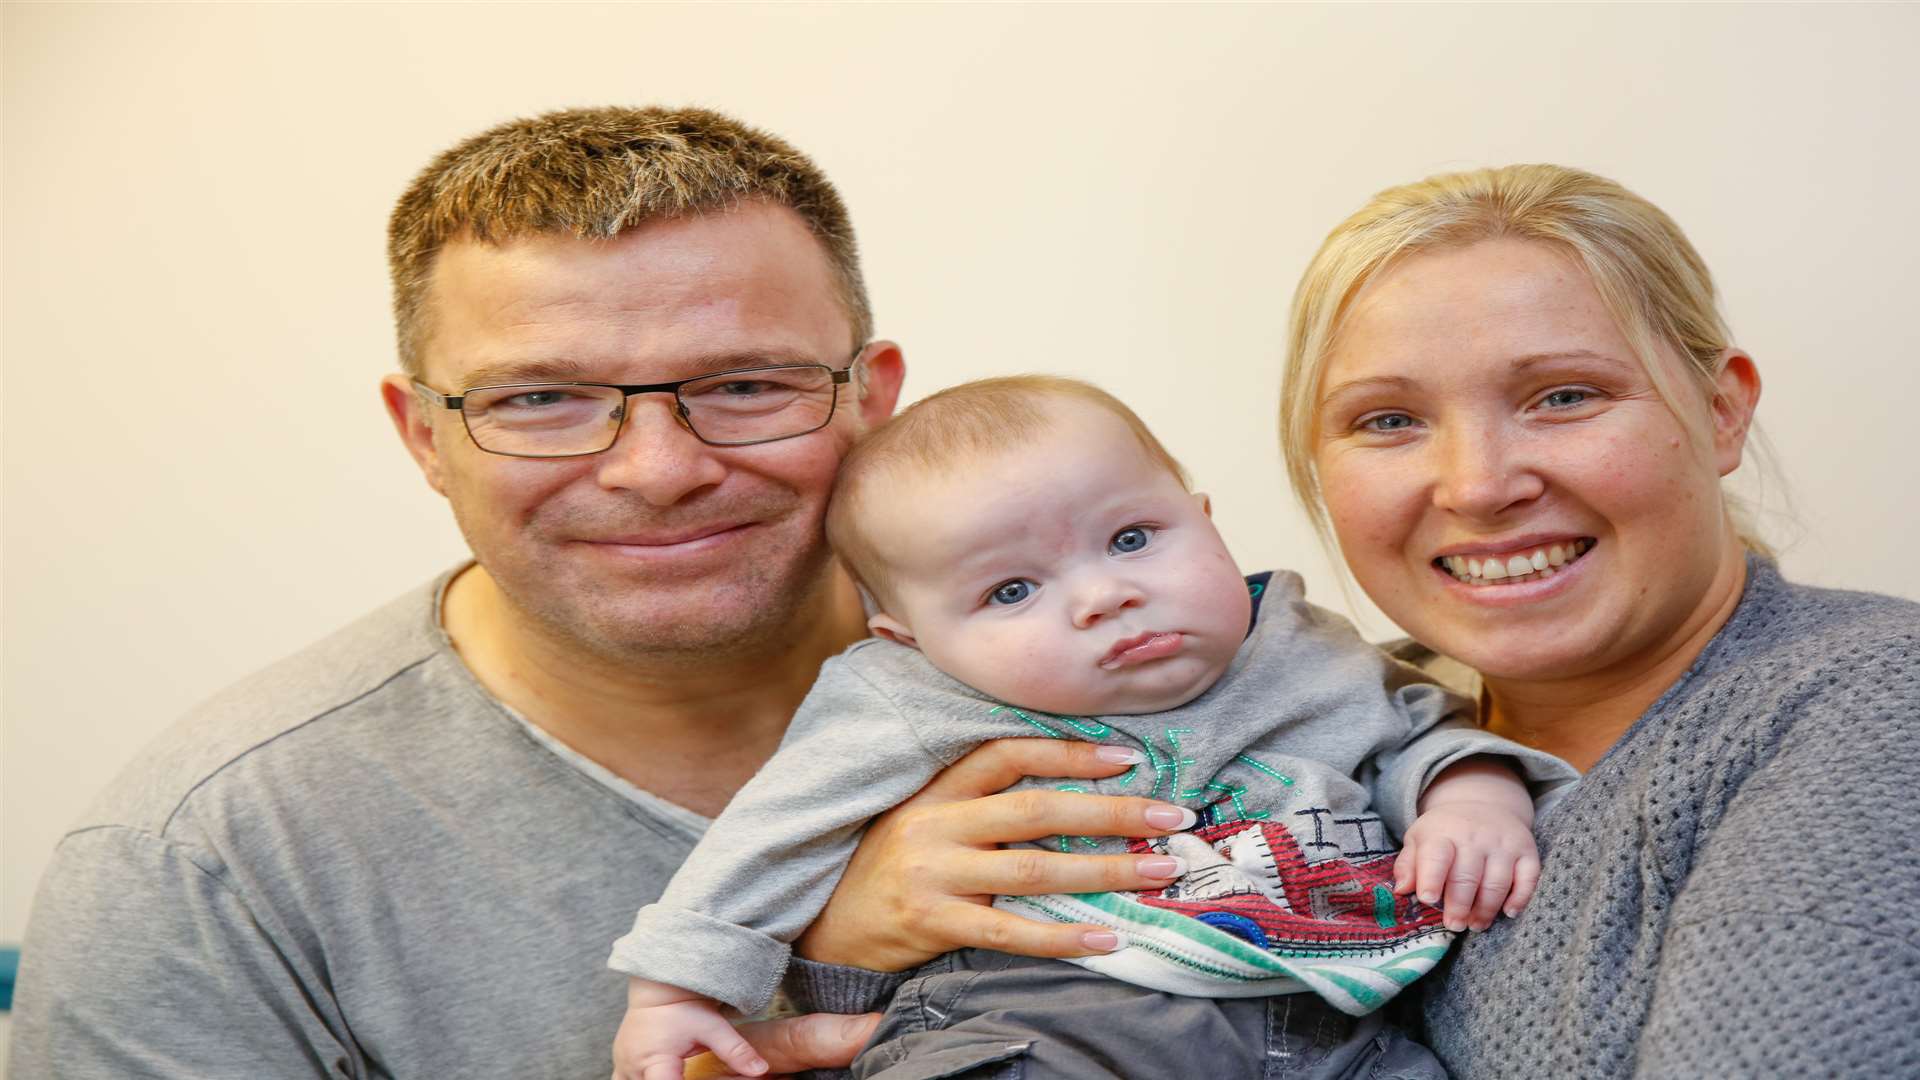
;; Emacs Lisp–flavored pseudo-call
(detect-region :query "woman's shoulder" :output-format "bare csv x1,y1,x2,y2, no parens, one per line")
1699,556,1920,696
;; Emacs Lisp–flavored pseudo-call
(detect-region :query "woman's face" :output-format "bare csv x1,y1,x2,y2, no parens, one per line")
1313,238,1754,685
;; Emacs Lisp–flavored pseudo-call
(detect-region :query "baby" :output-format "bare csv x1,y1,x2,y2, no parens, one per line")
608,376,1576,1080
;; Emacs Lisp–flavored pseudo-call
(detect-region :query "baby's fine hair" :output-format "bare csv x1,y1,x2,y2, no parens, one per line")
827,374,1190,610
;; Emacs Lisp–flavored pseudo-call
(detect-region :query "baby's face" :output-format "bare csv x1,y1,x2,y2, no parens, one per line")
864,400,1252,716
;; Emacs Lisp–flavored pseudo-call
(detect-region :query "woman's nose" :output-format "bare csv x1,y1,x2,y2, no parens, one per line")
592,396,728,505
1072,577,1145,628
1430,426,1545,520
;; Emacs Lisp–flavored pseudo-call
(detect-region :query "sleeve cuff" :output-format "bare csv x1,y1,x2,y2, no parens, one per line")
782,956,914,1016
607,905,791,1015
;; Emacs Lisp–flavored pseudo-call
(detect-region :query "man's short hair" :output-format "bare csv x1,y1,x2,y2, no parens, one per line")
826,375,1190,610
387,106,872,376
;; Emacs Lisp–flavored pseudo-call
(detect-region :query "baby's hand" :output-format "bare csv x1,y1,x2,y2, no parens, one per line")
1394,800,1539,931
1393,757,1541,933
612,978,767,1080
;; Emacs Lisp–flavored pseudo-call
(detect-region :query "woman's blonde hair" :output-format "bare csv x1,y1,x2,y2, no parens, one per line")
1278,163,1772,553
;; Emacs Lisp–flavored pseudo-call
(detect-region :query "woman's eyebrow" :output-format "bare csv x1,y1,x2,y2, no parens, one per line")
1509,349,1632,373
1319,374,1414,408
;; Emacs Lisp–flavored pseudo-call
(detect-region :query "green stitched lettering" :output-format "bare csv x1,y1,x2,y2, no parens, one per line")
989,704,1065,739
1234,754,1295,787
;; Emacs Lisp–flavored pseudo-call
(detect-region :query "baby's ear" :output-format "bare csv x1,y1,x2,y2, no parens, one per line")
1193,491,1213,518
868,613,919,650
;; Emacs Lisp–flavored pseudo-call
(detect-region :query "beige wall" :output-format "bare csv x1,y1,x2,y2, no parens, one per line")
5,0,1918,979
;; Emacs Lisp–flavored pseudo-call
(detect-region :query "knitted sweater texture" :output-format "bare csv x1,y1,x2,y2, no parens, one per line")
1419,557,1920,1077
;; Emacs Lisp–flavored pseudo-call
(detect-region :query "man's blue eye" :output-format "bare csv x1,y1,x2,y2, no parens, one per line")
990,580,1034,605
1110,527,1152,554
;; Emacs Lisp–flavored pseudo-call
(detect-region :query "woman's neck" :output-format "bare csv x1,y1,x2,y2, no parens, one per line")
1482,545,1751,773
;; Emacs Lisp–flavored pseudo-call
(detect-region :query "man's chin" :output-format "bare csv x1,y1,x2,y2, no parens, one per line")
508,556,841,660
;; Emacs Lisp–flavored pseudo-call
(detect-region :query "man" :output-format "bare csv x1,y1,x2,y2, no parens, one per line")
9,106,1173,1078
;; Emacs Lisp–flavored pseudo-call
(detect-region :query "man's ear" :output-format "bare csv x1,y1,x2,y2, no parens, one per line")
380,374,449,496
1708,350,1762,477
1194,491,1213,518
851,341,906,431
867,612,918,650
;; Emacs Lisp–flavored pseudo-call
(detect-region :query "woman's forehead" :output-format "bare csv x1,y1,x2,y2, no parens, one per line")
1326,239,1642,382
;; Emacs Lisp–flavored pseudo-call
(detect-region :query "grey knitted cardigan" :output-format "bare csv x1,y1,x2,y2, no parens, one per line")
1417,557,1920,1077
794,558,1920,1077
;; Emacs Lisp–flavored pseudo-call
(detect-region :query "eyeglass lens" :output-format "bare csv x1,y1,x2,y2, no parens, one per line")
459,365,839,456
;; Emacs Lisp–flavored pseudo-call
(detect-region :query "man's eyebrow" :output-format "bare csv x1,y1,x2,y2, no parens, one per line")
461,357,593,387
459,349,834,389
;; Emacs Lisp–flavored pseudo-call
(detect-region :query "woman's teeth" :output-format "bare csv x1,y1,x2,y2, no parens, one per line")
1438,540,1591,586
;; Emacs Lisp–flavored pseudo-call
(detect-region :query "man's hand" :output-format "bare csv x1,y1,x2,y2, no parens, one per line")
795,738,1198,972
1394,757,1540,932
679,1013,884,1080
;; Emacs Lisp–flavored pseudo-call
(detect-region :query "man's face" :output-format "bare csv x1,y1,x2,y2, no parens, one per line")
386,204,902,660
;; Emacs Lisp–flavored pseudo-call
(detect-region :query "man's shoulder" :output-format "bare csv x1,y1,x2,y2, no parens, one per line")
76,575,458,839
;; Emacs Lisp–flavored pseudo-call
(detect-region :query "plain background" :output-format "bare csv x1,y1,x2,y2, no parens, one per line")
5,2,1918,1055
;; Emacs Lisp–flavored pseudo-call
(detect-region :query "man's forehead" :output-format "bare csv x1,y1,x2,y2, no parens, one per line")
416,206,853,384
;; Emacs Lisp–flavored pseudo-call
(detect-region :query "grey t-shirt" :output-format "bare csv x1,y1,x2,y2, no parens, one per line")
8,573,735,1078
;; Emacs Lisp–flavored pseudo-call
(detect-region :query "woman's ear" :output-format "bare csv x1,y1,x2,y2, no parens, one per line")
1709,350,1762,477
868,612,919,650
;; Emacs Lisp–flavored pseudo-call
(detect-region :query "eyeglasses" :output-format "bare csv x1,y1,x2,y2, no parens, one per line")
412,358,860,459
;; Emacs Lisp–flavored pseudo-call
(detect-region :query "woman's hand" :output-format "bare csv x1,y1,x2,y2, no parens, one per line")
794,738,1198,972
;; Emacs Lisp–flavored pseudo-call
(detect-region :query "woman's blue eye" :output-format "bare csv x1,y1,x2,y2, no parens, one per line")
1361,412,1415,432
1541,389,1589,408
989,580,1034,605
1109,526,1152,554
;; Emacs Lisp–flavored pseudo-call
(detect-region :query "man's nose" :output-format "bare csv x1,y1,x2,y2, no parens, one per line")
1429,424,1545,520
591,395,728,506
1071,576,1145,629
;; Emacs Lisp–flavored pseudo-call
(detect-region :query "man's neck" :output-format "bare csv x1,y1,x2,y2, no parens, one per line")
439,564,870,816
1481,546,1749,773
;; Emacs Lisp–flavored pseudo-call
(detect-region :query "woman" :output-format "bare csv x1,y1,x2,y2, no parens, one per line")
768,166,1919,1078
1276,164,1920,1076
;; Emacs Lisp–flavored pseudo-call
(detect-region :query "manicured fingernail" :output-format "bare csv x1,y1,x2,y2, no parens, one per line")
1095,746,1145,764
1143,805,1197,830
1082,930,1123,951
1137,855,1187,879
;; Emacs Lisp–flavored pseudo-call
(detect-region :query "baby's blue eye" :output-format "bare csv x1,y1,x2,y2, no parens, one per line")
1109,526,1153,554
990,580,1035,605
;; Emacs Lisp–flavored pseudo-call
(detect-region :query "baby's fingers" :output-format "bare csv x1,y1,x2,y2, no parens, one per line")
1392,844,1417,896
1467,855,1513,931
1504,852,1543,918
1410,837,1457,908
1440,846,1485,932
694,1017,768,1079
